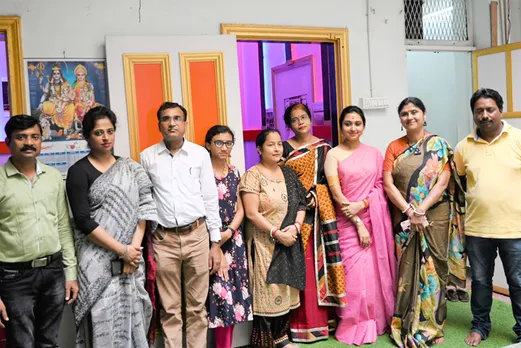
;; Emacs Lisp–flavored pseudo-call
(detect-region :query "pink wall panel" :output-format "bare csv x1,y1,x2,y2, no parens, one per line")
262,42,286,111
237,42,262,130
243,140,259,171
291,43,323,103
0,153,9,165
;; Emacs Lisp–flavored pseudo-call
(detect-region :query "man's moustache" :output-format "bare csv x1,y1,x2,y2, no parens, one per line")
21,145,37,152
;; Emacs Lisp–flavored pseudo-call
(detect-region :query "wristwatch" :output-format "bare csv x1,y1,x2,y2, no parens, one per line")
353,217,362,225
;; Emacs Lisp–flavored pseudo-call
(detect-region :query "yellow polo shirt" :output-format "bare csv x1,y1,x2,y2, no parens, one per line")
454,121,521,238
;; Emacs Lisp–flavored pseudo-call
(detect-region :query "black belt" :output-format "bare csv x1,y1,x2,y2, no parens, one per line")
0,252,62,270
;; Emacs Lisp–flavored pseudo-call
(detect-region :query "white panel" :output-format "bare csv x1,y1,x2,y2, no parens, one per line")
407,51,473,147
512,49,521,111
105,35,245,174
494,256,509,289
507,118,521,129
477,53,508,108
272,61,314,141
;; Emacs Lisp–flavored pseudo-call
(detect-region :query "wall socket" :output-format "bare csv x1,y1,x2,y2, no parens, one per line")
360,97,390,109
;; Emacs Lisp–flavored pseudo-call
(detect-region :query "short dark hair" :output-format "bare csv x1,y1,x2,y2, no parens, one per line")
256,128,281,148
205,125,235,144
157,102,188,121
283,103,312,128
397,97,426,114
82,106,117,139
470,88,504,112
5,115,42,141
339,106,366,126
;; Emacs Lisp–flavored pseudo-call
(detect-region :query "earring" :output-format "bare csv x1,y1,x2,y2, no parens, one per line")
423,121,427,126
401,126,403,131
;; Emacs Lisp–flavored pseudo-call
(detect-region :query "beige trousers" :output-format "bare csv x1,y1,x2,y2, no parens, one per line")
153,223,210,348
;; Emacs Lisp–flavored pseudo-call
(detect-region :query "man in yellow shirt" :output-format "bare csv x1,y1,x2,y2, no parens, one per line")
0,115,78,347
454,89,521,347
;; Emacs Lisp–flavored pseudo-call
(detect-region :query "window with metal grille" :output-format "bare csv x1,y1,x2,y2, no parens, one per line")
405,0,470,43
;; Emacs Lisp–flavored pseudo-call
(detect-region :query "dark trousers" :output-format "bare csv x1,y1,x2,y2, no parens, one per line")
467,236,521,341
0,256,65,348
251,313,291,348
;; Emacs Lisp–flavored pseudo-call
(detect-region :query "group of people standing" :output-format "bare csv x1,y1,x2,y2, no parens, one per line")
0,87,520,348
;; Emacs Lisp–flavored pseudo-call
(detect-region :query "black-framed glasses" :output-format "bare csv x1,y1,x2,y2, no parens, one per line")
213,140,234,148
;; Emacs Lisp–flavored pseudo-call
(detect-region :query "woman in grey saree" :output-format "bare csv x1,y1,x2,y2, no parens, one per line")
66,106,158,348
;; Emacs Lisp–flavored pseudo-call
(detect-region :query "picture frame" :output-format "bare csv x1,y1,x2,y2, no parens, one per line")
25,59,109,142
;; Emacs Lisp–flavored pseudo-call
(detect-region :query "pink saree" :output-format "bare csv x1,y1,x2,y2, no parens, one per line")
335,144,397,346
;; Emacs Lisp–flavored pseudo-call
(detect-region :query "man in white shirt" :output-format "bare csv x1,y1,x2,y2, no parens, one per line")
141,102,222,348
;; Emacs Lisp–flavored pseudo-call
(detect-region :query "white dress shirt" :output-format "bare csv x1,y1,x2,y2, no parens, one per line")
140,139,221,242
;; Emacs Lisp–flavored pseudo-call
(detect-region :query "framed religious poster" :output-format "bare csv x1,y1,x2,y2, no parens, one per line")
25,59,109,177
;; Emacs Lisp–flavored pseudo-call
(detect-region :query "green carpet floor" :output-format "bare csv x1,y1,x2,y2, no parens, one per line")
299,299,517,348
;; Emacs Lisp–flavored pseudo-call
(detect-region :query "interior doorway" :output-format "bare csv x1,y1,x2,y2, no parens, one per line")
0,16,25,165
221,24,351,171
0,33,9,140
237,40,338,170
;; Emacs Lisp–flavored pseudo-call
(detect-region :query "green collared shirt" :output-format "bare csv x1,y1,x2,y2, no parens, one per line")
0,159,77,280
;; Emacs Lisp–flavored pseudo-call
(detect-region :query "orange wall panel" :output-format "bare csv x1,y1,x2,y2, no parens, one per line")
189,61,219,146
134,64,164,151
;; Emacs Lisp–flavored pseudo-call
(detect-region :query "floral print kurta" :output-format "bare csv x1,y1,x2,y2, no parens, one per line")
208,164,253,328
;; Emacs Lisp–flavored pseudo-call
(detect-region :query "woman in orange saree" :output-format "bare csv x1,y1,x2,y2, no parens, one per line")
281,104,347,343
383,97,466,347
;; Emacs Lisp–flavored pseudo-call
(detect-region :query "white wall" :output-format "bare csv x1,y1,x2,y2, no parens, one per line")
407,51,473,147
0,0,407,154
473,0,521,49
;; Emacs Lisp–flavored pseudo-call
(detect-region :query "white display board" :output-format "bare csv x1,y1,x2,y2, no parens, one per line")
472,43,521,294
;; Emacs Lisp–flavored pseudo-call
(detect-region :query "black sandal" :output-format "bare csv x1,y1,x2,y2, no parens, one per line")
446,288,458,302
457,288,470,302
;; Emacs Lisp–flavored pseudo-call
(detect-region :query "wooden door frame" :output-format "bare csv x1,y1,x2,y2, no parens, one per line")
220,24,351,138
0,16,25,153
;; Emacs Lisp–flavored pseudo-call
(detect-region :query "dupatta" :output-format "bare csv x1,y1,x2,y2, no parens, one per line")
73,158,158,327
266,166,307,290
282,139,347,307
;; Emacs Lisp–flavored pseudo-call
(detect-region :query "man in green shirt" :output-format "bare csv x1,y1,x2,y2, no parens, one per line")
0,115,78,347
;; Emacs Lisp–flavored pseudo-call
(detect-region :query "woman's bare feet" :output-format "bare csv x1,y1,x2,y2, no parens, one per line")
465,332,482,346
432,337,444,345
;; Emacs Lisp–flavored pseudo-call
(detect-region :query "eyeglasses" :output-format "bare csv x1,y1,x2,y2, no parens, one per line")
290,114,309,125
160,116,185,124
92,129,115,137
213,140,234,148
14,134,41,141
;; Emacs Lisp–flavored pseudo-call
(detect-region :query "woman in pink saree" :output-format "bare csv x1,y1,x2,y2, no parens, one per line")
324,106,396,345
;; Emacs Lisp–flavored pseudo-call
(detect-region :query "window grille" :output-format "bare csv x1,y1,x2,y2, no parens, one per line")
405,0,470,43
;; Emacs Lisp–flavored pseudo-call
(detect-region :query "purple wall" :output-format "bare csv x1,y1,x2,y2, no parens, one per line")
263,42,286,111
0,154,9,166
237,41,328,170
237,42,262,130
291,43,323,103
